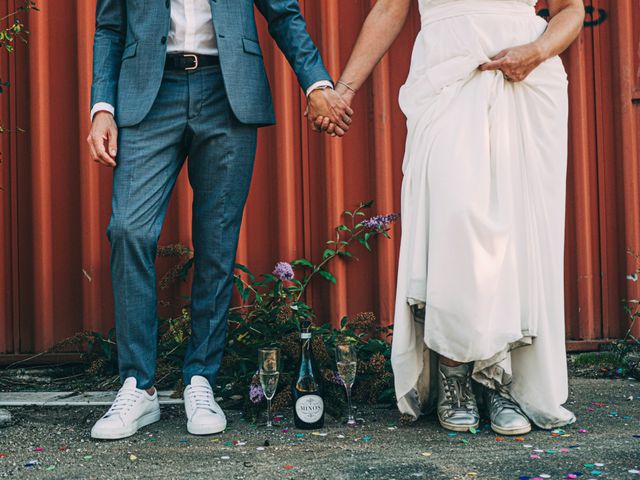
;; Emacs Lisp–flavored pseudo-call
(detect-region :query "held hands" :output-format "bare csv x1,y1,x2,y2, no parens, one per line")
306,86,355,138
87,111,118,168
479,42,545,82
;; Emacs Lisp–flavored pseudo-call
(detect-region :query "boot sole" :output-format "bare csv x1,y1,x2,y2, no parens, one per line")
91,408,161,440
439,418,479,432
491,422,532,436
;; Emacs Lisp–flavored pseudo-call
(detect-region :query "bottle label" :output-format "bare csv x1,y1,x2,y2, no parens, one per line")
295,395,324,423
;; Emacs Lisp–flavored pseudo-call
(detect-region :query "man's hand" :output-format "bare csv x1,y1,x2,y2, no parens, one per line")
306,88,353,137
312,83,356,137
479,42,545,82
87,111,118,168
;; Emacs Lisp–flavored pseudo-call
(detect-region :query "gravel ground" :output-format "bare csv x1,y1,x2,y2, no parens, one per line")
0,378,638,480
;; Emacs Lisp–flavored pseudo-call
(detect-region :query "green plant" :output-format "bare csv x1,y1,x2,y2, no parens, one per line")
73,202,400,418
0,0,37,133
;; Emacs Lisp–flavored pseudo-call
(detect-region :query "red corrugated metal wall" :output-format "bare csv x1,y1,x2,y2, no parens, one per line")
0,0,638,354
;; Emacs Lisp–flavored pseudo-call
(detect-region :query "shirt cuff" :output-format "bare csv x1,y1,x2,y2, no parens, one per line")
306,80,334,97
91,102,115,122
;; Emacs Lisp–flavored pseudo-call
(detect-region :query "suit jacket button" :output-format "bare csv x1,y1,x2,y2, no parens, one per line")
161,36,167,44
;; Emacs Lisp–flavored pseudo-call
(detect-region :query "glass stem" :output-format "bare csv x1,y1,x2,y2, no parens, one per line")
345,385,355,424
266,398,273,427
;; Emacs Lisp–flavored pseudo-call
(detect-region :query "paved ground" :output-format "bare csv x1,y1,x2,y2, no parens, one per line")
0,378,638,480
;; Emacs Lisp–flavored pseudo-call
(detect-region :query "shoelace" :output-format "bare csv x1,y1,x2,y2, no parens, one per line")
104,388,142,418
189,384,218,413
442,374,475,411
489,390,524,416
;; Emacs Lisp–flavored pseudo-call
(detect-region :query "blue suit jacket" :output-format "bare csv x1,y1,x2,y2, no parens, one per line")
91,0,332,127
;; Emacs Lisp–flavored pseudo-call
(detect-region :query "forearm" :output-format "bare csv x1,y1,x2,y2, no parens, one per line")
91,0,126,108
534,0,584,60
338,0,411,91
254,0,331,91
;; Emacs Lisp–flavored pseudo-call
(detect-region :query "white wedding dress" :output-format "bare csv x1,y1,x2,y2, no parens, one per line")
391,0,576,428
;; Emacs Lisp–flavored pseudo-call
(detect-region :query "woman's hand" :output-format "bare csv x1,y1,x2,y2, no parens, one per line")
312,82,357,137
306,87,353,137
479,42,545,82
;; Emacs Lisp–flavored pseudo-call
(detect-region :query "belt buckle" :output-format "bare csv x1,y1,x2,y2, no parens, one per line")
184,53,198,71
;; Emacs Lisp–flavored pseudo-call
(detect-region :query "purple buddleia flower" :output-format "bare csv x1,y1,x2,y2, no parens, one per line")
362,213,401,231
273,261,294,281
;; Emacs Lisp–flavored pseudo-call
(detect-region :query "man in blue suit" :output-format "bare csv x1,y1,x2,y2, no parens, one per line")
87,0,353,440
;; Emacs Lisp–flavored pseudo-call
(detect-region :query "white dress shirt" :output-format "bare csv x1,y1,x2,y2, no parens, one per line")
91,0,332,120
167,0,218,56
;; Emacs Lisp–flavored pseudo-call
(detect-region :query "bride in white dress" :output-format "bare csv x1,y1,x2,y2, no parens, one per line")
319,0,585,433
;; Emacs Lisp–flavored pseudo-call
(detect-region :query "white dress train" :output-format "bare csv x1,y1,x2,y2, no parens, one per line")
391,0,576,429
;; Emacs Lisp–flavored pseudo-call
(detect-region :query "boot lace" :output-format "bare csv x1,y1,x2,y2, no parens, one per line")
441,374,475,412
488,389,525,416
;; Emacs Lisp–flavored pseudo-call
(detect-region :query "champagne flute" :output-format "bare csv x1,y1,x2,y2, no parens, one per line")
258,347,280,427
336,342,357,426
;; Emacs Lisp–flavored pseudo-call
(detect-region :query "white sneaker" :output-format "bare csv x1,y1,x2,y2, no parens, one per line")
184,375,226,435
91,377,160,440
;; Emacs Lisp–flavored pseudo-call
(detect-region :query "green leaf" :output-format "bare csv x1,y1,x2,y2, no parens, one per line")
336,225,350,232
318,270,337,284
234,263,255,281
340,316,348,329
291,258,314,268
322,248,335,260
338,251,353,258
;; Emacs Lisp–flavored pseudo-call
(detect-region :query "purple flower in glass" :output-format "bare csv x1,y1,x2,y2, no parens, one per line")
273,261,294,281
249,383,265,404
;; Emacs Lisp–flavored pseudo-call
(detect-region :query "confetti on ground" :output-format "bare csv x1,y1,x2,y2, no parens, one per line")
283,465,294,470
24,460,37,467
469,427,477,434
460,439,469,445
0,454,7,457
530,455,541,459
579,429,588,433
46,466,55,471
256,447,265,451
83,455,92,460
34,447,43,452
336,434,345,439
362,436,371,441
421,452,432,457
282,428,289,433
129,454,137,461
447,433,457,437
295,433,304,438
495,437,505,441
467,472,477,476
221,456,230,460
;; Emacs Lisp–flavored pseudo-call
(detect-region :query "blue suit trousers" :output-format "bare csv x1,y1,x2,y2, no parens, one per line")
108,65,257,390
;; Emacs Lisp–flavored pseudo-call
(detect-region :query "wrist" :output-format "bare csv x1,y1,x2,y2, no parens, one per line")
530,40,550,63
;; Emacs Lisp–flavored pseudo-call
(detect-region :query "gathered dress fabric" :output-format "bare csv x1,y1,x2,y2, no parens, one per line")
391,0,576,429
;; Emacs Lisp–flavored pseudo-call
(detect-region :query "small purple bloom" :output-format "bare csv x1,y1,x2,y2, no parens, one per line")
273,261,294,281
327,370,345,386
249,383,265,404
362,213,400,231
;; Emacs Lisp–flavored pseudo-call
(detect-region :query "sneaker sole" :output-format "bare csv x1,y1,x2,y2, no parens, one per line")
491,422,532,436
187,420,227,436
438,418,479,433
91,409,161,440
